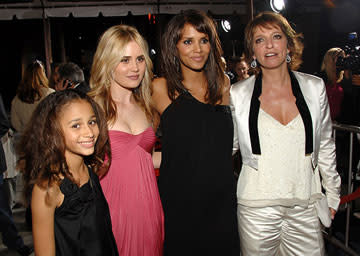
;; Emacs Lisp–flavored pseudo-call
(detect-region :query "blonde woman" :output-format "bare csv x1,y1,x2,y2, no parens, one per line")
320,47,345,120
89,25,163,256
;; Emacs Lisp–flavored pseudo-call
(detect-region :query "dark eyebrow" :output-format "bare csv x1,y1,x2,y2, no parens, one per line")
67,115,96,124
68,118,81,124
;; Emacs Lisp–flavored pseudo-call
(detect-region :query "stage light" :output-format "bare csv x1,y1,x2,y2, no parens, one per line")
270,0,285,13
221,19,231,33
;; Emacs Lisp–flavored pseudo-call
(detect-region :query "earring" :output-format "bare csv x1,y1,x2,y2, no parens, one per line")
286,53,291,63
250,59,257,68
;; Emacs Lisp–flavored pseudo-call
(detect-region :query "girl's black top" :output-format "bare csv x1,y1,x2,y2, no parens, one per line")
54,167,118,256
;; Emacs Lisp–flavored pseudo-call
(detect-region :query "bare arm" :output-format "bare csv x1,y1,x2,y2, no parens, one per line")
152,151,162,169
31,184,61,256
151,77,172,116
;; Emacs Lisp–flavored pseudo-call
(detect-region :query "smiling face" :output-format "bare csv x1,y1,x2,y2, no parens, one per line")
111,40,146,91
60,100,99,162
176,23,211,72
252,24,289,71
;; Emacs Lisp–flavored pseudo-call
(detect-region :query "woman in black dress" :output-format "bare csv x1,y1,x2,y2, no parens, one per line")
152,9,240,256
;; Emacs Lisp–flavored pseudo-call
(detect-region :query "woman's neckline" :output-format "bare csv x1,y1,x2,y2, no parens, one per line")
184,90,229,107
109,126,152,136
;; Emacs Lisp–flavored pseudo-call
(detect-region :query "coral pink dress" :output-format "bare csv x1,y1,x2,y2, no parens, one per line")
100,127,164,256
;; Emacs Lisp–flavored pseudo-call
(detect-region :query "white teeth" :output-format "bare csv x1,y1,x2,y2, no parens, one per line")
79,141,93,144
265,53,276,57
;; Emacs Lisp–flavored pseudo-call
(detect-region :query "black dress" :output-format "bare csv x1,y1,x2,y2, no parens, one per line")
54,167,118,256
159,91,240,256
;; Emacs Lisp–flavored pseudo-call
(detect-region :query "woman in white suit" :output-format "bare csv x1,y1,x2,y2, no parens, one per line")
230,12,341,256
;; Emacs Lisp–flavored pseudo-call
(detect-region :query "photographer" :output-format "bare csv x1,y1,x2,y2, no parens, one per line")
319,48,345,121
335,32,360,125
54,62,90,94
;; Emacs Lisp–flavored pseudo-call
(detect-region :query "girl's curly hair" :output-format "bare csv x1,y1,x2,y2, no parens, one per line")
17,90,111,202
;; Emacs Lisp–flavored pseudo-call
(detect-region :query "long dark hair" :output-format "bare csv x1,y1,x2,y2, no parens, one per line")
17,61,49,104
17,90,111,202
160,9,225,105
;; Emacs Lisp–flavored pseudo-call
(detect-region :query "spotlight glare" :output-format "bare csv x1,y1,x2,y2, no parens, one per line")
221,19,231,33
270,0,285,13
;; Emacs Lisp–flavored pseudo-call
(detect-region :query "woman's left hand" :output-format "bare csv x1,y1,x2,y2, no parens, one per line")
330,208,337,220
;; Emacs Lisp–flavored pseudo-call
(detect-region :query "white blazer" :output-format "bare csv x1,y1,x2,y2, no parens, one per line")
230,71,341,210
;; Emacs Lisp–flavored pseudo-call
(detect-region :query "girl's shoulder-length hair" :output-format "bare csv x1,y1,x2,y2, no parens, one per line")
244,11,304,74
159,9,226,105
17,90,111,203
89,24,156,126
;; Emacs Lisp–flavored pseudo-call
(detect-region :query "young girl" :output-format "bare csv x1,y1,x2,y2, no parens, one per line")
17,90,119,256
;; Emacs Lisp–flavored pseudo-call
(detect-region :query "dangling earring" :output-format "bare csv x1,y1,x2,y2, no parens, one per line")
286,53,291,63
250,59,257,68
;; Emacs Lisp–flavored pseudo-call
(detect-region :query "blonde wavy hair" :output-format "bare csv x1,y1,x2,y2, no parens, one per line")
321,47,345,84
89,25,154,125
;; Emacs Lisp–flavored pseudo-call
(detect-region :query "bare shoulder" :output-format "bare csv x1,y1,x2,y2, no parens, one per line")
152,77,168,95
32,182,62,210
32,183,59,256
151,77,172,115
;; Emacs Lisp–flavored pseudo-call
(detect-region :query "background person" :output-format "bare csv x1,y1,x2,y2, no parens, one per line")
0,93,33,256
10,60,54,219
11,60,54,134
55,62,90,94
234,56,250,82
48,62,62,89
231,12,341,256
319,47,345,121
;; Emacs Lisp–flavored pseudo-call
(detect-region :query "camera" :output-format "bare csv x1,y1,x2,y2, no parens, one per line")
63,79,73,89
336,32,360,74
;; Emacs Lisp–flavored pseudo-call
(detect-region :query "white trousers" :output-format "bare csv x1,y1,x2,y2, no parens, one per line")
237,204,324,256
